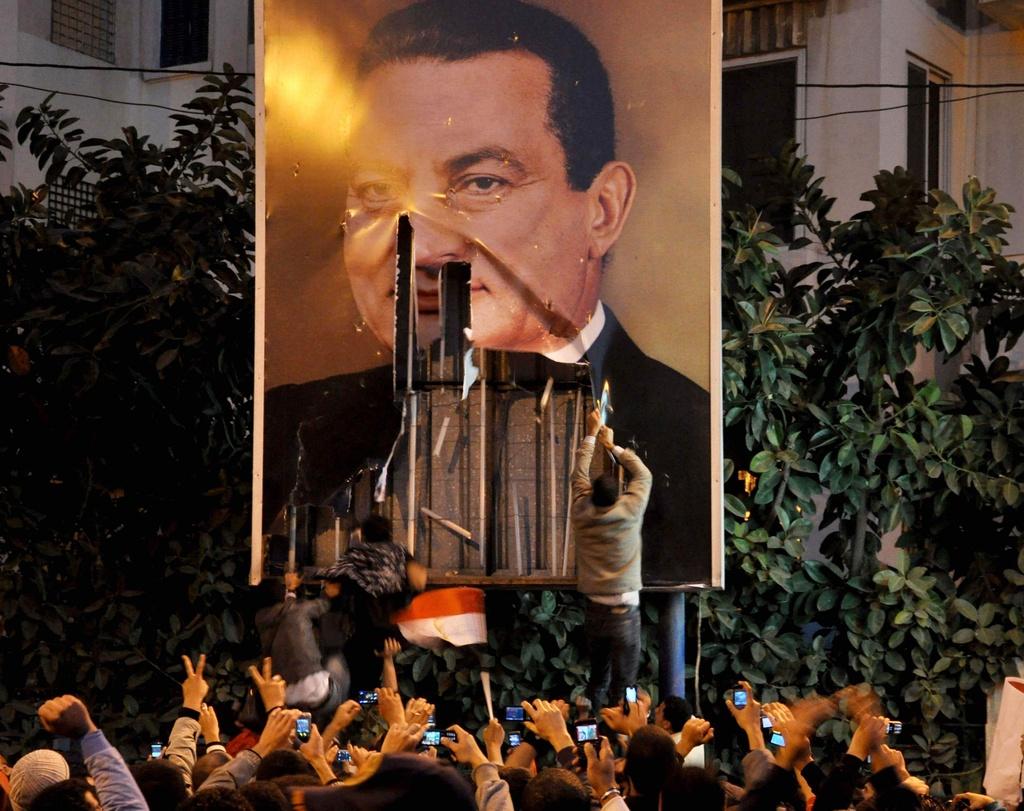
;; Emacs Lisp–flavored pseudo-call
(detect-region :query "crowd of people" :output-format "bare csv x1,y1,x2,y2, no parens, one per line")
0,652,1018,811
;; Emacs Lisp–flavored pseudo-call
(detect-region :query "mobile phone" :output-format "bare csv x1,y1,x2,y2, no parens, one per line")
427,714,436,729
295,713,312,742
422,730,442,747
356,689,378,706
335,748,352,763
574,721,599,743
769,730,785,747
504,706,525,722
508,732,522,748
760,714,773,729
150,742,163,758
733,688,748,709
624,685,638,704
441,730,458,742
887,721,902,735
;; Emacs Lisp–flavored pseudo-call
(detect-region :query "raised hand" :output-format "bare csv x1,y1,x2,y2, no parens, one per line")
253,708,300,757
600,702,647,737
323,699,361,744
405,697,435,726
441,724,488,769
483,718,505,764
380,721,424,754
377,638,402,659
347,743,370,769
298,723,337,784
522,699,575,751
199,703,221,743
247,657,286,711
677,717,714,758
376,687,405,727
584,737,616,799
848,714,886,761
586,408,602,436
39,695,97,739
181,654,209,711
725,680,761,730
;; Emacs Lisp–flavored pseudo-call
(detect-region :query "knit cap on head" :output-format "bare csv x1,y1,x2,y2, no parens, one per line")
9,750,70,811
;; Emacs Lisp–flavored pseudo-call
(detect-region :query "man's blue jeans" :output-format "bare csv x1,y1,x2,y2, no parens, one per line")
585,600,641,711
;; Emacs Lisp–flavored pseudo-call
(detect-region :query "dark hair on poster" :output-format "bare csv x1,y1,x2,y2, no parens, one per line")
357,0,615,190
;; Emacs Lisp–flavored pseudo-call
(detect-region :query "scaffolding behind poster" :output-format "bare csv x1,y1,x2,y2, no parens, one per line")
253,0,723,589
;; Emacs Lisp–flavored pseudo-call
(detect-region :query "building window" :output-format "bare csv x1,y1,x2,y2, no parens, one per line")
51,0,116,64
723,58,798,239
907,61,949,193
160,0,209,68
47,177,97,229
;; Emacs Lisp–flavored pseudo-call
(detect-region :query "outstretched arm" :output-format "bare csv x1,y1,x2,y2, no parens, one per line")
571,409,602,503
39,696,147,811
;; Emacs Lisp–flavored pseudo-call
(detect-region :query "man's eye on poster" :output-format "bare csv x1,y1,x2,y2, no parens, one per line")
254,0,723,591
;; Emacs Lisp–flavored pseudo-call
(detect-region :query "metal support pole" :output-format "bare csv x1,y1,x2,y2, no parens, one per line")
658,592,687,700
287,505,297,573
407,393,418,555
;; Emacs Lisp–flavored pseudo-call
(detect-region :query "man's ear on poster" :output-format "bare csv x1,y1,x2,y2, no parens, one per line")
586,160,637,263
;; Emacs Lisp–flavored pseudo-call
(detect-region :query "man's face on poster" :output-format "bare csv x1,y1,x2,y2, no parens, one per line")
342,50,635,354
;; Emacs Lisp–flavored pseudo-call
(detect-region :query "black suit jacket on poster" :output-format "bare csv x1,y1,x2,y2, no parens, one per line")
586,307,712,586
262,309,712,585
262,365,401,531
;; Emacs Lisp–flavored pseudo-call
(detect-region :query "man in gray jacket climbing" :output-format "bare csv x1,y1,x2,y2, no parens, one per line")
572,408,653,712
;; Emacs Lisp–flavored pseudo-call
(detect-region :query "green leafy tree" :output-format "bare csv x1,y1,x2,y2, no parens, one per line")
0,70,256,756
702,146,1024,793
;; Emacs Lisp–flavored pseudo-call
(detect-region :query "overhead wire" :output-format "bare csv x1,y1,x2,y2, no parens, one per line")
0,80,194,113
0,61,1019,123
0,60,253,77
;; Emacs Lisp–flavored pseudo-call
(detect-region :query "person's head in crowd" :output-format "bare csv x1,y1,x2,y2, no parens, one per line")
193,750,232,790
26,778,98,811
8,750,70,811
625,726,677,798
499,766,533,810
660,765,724,811
297,753,475,810
253,749,315,782
267,773,320,793
655,696,694,734
590,472,619,508
521,768,589,811
130,759,188,811
239,781,290,811
178,787,255,811
360,514,393,544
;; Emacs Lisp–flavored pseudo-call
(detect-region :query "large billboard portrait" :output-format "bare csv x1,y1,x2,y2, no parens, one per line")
253,0,723,588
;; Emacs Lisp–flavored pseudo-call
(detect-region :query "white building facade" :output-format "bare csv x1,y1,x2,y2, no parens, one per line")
0,0,254,210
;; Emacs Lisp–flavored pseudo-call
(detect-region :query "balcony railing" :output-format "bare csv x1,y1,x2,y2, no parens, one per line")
723,0,827,58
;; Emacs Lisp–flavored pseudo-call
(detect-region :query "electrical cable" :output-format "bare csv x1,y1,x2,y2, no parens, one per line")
0,80,208,114
0,63,1020,123
0,60,253,77
796,87,1024,122
798,82,1024,89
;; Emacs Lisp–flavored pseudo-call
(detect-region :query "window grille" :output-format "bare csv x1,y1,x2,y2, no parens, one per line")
51,0,117,64
47,177,97,228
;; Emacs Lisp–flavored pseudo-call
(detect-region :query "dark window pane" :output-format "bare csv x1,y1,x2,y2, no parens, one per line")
907,64,928,191
160,0,210,68
927,81,941,191
722,60,797,239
